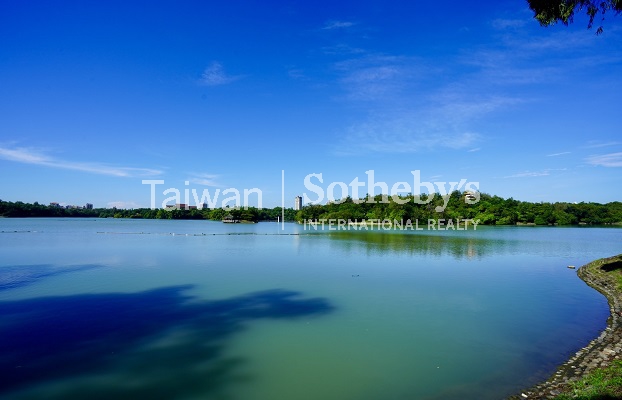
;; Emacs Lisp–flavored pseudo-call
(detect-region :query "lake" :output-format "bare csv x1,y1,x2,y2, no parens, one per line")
0,218,620,399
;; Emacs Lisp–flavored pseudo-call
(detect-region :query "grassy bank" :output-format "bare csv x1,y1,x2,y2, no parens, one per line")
554,360,622,399
512,254,622,399
552,254,622,400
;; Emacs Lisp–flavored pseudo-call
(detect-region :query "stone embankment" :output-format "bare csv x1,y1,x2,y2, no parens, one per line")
510,254,622,399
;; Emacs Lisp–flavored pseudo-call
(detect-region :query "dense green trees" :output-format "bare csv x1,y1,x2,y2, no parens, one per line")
0,201,296,222
1,196,620,225
528,0,622,34
294,192,622,226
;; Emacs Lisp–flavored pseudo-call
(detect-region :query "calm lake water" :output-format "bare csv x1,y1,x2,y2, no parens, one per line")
0,218,620,399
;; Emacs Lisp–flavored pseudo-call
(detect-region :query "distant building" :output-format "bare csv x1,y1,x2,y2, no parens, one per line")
49,202,60,208
164,204,191,210
464,191,477,202
85,203,93,209
294,196,303,210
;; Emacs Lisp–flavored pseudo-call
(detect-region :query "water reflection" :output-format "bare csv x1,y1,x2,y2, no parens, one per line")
322,231,510,259
0,285,334,399
0,264,103,291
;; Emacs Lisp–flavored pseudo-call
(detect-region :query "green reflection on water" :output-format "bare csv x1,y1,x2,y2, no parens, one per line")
323,230,505,259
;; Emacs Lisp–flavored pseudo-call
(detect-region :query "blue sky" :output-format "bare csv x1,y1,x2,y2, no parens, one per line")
1,1,621,209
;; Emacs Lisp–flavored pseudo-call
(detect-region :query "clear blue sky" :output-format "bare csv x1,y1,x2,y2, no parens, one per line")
1,1,621,208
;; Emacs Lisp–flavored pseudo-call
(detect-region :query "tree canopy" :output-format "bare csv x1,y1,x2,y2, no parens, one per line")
294,192,622,226
0,200,297,222
2,196,621,226
528,0,622,34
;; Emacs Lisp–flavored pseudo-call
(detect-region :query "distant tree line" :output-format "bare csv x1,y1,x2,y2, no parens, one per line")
0,200,296,222
295,192,622,226
2,194,621,225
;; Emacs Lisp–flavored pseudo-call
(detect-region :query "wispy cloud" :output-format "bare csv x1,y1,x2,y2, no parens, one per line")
461,50,562,86
467,148,481,152
504,168,568,178
336,111,480,155
334,55,425,101
546,151,571,157
327,33,531,154
287,68,306,80
510,31,598,53
504,171,550,178
199,62,243,86
0,146,162,177
107,201,142,209
431,92,521,124
188,173,220,186
585,152,622,167
321,43,366,56
491,18,527,30
355,93,517,153
460,26,618,87
322,20,355,30
584,141,622,149
327,15,618,156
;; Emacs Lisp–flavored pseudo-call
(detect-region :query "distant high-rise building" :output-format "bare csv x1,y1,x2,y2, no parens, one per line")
85,203,93,209
294,196,303,210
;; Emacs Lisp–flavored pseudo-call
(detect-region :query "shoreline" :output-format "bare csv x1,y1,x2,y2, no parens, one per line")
509,254,622,399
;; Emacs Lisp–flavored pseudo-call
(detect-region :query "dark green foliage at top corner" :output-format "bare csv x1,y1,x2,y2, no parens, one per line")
527,0,622,34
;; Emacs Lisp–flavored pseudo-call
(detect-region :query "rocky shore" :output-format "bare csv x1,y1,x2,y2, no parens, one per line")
509,254,622,399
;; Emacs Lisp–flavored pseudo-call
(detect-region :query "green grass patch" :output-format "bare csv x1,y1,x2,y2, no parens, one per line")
554,360,622,399
597,257,622,291
615,270,622,292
